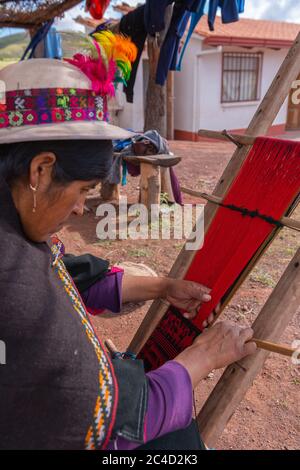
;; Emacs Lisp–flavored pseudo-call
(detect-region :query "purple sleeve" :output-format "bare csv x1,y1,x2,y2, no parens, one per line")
81,270,123,313
109,360,193,450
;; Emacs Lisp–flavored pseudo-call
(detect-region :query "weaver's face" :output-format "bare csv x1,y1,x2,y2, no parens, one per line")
11,152,99,243
22,179,99,243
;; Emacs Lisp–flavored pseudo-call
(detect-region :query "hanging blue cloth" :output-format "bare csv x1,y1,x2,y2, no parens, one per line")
176,0,245,71
21,20,54,60
21,21,62,60
176,0,207,72
44,26,62,59
208,0,245,31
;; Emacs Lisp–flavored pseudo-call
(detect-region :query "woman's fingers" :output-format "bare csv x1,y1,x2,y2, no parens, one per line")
238,327,257,356
243,341,257,356
189,283,211,302
239,326,254,343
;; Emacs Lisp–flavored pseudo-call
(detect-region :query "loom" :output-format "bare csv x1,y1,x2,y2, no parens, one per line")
136,136,300,371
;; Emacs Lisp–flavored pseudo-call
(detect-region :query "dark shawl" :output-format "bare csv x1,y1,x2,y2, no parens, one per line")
0,176,117,449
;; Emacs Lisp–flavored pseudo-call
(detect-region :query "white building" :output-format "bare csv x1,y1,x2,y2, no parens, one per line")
77,14,300,140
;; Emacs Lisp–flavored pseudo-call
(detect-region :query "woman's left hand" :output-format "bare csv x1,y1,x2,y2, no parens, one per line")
165,279,212,322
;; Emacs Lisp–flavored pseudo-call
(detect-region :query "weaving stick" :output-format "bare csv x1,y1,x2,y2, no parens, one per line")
105,339,118,356
198,129,255,146
251,338,296,358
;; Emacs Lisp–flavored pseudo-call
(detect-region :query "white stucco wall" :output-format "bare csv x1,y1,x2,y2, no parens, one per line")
117,52,147,132
174,36,289,134
116,35,290,135
173,37,200,134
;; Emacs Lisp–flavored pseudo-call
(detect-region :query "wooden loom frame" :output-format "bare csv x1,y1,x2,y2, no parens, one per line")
127,32,300,447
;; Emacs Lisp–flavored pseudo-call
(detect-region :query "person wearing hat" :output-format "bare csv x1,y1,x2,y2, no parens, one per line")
0,35,256,450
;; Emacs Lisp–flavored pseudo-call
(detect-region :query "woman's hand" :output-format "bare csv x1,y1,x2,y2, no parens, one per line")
122,275,213,329
164,278,212,322
174,321,257,389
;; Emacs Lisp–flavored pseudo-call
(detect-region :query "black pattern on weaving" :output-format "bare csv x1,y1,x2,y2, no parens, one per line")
218,201,283,228
138,307,200,372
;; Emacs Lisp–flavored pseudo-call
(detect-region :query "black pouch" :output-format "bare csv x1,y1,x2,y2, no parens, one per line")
112,358,148,444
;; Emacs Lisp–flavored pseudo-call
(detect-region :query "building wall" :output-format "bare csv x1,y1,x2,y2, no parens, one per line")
117,54,147,132
174,37,289,139
111,34,290,139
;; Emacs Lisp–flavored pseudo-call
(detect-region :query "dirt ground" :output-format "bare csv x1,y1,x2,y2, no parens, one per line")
58,140,300,450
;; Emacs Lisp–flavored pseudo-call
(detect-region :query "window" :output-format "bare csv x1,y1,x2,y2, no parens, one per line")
221,52,262,103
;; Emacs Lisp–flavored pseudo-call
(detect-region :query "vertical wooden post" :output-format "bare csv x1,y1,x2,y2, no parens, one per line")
100,181,120,202
161,167,175,203
197,248,300,447
167,71,175,140
140,163,161,213
129,31,300,355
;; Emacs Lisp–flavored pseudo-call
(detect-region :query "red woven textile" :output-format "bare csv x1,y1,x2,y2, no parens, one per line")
139,137,300,371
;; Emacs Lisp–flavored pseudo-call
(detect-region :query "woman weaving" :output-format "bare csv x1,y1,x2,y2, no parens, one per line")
0,34,257,450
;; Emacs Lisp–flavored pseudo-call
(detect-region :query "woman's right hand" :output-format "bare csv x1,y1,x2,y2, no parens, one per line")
174,321,257,389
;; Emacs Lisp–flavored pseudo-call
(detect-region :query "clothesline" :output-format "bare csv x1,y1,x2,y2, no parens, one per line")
22,1,246,102
91,0,246,98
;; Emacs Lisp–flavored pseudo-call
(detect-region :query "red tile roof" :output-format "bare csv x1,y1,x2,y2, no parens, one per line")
195,15,300,48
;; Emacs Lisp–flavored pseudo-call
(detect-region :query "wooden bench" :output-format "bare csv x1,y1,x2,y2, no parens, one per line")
101,153,181,210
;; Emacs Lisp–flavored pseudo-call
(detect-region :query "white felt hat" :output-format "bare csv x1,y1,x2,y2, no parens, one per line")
0,58,134,144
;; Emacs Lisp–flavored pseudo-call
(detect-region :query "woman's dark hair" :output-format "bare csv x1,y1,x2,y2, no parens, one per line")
0,139,113,185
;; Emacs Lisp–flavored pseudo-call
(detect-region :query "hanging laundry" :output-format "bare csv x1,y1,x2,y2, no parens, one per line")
118,1,246,91
157,0,206,85
21,20,54,60
87,0,111,20
44,26,62,59
208,0,245,31
171,0,245,78
119,5,147,103
144,0,174,35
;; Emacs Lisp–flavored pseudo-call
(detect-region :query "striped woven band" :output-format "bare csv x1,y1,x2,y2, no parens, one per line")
0,87,108,129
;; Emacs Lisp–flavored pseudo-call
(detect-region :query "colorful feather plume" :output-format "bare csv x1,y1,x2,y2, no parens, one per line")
93,31,138,83
64,31,137,97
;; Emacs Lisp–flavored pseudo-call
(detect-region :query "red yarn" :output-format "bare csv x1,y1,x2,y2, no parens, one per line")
139,137,300,370
186,136,300,329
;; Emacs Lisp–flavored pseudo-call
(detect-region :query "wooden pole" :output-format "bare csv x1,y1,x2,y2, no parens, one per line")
197,248,300,447
180,187,300,232
128,31,300,355
140,162,161,212
198,129,255,145
251,338,297,357
167,71,175,140
100,181,120,202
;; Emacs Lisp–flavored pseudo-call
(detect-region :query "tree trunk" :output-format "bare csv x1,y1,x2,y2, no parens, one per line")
144,6,173,138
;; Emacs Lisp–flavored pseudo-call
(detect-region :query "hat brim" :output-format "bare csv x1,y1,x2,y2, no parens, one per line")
0,120,135,144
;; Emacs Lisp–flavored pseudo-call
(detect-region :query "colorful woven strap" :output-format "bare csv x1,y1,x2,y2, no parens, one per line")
51,239,117,450
0,87,108,129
